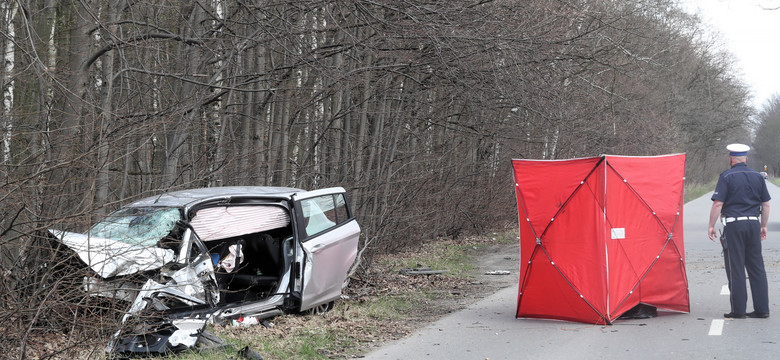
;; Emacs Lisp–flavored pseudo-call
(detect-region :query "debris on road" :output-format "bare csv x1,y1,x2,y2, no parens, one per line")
484,270,511,275
399,265,448,275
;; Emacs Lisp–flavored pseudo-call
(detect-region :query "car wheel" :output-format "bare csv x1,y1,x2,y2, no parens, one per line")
308,301,334,315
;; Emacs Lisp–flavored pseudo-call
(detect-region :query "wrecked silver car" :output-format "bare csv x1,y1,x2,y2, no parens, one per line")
48,186,360,355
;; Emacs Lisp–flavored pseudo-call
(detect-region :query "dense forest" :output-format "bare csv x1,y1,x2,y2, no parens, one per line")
0,0,773,357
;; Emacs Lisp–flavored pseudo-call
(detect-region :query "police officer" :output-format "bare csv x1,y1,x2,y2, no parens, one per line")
708,143,771,319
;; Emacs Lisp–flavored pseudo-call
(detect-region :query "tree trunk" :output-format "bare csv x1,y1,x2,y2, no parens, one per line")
161,4,205,189
94,0,122,214
1,0,17,165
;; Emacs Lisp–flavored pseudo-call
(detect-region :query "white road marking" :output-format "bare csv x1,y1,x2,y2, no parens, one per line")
709,319,724,336
705,284,732,336
712,285,730,336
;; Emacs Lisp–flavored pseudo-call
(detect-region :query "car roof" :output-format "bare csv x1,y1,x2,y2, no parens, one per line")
127,186,305,208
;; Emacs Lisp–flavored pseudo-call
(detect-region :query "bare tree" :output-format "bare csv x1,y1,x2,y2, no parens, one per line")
752,95,780,176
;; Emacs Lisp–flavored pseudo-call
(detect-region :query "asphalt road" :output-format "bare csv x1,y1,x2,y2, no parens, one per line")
362,181,780,360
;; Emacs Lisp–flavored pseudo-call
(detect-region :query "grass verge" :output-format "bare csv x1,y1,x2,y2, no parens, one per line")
684,180,717,203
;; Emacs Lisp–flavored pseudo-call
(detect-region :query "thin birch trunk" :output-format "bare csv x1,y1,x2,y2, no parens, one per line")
1,0,18,165
95,1,121,214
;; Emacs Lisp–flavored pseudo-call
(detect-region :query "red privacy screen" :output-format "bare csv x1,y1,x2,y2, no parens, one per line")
512,154,688,324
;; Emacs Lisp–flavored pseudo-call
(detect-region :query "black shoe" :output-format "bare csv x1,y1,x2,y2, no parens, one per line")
747,311,770,318
724,312,746,319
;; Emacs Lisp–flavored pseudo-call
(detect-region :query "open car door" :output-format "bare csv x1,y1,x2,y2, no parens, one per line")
293,187,360,311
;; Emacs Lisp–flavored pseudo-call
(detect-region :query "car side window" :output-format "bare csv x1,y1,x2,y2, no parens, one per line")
301,194,349,238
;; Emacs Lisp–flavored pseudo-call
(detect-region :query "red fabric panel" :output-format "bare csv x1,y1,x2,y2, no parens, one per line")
517,250,607,324
542,171,607,312
513,157,602,305
633,228,690,312
636,253,690,312
607,154,688,314
672,204,686,264
517,221,536,288
605,165,669,314
610,289,642,319
512,157,601,235
605,155,686,232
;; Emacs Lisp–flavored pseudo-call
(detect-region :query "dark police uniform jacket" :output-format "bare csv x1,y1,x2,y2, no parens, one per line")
712,162,770,217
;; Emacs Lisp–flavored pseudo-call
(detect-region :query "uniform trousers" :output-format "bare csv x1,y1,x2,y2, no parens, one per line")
723,220,769,314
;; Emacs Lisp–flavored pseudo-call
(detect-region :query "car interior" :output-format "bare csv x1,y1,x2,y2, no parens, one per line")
206,227,294,304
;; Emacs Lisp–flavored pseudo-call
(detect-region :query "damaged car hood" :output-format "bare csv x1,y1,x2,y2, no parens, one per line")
49,229,175,278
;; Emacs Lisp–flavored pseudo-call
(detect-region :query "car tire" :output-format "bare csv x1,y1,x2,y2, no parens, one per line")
307,301,334,315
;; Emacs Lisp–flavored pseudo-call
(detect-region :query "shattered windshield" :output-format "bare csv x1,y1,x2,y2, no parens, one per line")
88,207,182,247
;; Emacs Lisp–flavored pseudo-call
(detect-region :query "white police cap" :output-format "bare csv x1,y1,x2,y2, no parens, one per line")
726,143,750,156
